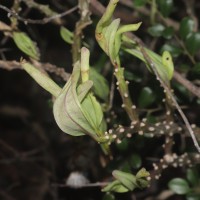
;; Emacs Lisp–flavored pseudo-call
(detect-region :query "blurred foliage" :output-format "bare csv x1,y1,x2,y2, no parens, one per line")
0,0,200,200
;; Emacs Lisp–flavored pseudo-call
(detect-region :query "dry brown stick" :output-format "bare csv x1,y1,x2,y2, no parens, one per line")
173,71,200,99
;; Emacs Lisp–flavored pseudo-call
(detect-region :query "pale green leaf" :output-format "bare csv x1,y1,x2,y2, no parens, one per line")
60,26,74,44
13,32,39,60
22,62,61,97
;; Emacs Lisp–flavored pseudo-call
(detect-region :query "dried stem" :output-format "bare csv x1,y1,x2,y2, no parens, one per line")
0,4,78,25
72,0,92,63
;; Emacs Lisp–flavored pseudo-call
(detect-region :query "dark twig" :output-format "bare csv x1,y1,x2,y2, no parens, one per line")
0,5,78,24
173,71,200,99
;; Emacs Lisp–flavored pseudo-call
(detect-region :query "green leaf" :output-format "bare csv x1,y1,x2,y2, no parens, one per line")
89,68,109,101
13,32,39,60
124,70,142,82
81,93,105,132
133,0,148,7
116,138,129,152
60,26,74,44
129,154,142,169
136,168,150,179
112,170,137,191
102,180,129,193
179,17,195,40
157,0,174,17
138,87,156,108
160,44,182,57
148,24,165,37
186,193,200,200
186,168,200,186
162,51,174,80
162,26,174,39
168,178,191,195
185,32,200,55
21,62,61,97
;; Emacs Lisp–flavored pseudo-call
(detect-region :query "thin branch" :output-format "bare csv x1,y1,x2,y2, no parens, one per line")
0,5,78,24
0,60,70,81
132,35,200,153
173,71,200,99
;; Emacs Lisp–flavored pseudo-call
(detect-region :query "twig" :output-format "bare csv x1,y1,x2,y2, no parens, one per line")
132,35,200,153
72,0,92,62
173,71,200,99
0,5,78,24
52,181,109,188
0,60,70,81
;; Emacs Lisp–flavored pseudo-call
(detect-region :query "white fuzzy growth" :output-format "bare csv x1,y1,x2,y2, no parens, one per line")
66,172,89,188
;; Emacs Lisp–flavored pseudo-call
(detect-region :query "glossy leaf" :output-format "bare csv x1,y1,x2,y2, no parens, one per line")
185,32,200,55
157,0,174,17
186,168,200,186
60,26,73,44
129,154,142,169
138,87,156,108
168,178,191,195
162,26,174,39
13,32,39,60
179,17,195,40
148,24,165,37
160,44,182,57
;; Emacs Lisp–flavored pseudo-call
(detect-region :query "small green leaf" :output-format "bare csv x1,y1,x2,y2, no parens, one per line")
124,70,142,82
136,168,150,179
102,180,129,193
133,0,148,7
168,178,191,195
157,0,174,17
13,32,39,60
179,17,195,40
116,138,129,152
129,154,142,169
185,32,200,55
112,170,137,191
162,51,174,80
186,168,200,186
90,68,109,101
60,26,74,44
160,44,182,57
162,26,174,39
138,87,156,108
148,24,165,37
